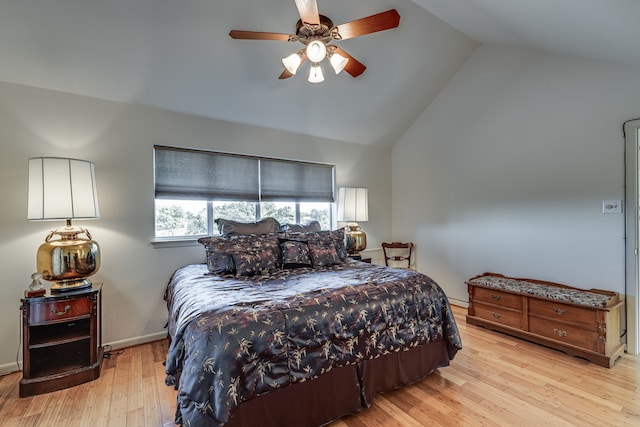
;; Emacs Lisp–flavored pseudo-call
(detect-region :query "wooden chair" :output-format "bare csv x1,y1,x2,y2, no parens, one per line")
382,242,414,269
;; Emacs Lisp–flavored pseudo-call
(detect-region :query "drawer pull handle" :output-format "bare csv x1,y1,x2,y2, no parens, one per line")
51,305,72,316
553,307,566,316
553,328,568,337
491,312,502,319
491,295,502,301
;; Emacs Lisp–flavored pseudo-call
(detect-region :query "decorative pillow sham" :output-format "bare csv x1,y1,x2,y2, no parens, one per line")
215,217,280,236
282,229,347,261
280,240,312,268
206,251,236,275
232,248,278,276
198,234,281,275
308,242,341,267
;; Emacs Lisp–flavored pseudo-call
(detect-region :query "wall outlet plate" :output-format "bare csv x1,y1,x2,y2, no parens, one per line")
602,200,623,214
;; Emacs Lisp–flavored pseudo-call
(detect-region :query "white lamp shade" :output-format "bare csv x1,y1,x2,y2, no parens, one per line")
28,157,100,220
308,63,325,83
282,52,302,75
337,187,368,222
306,40,327,63
329,52,349,74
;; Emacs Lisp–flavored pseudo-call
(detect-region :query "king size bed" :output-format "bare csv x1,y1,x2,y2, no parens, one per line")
164,226,462,426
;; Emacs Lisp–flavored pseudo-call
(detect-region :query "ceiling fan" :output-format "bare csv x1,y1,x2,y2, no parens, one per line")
229,0,400,83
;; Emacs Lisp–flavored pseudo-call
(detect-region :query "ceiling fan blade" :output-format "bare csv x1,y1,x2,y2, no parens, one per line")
229,30,292,41
279,69,294,79
333,47,366,78
334,9,400,41
294,0,320,26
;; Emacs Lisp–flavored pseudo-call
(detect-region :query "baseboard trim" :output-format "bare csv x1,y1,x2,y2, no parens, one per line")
449,298,469,308
1,331,169,377
103,331,168,351
0,361,20,376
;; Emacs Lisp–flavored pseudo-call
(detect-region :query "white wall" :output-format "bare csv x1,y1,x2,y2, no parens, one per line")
0,81,392,373
393,45,640,307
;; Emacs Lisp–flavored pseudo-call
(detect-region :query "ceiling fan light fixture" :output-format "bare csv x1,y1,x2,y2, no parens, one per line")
306,40,327,63
308,63,324,83
282,51,303,75
329,51,349,74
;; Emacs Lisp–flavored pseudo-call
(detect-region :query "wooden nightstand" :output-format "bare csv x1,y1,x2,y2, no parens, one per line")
19,284,103,397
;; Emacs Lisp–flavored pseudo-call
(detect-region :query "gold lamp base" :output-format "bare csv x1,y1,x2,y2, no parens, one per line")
36,220,100,293
344,222,367,259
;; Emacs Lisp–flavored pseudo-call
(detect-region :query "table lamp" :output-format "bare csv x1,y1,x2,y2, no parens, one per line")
27,157,101,292
337,187,368,259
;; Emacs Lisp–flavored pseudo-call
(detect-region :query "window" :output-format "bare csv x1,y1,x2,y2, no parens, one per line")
153,146,334,239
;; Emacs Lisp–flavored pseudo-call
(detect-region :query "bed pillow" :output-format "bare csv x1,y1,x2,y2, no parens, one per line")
308,242,341,267
232,248,278,276
282,229,347,262
329,228,347,260
280,221,321,233
215,217,280,236
206,251,236,275
198,234,281,274
280,240,312,268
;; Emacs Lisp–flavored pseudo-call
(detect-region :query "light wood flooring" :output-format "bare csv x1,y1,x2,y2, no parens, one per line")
0,305,638,426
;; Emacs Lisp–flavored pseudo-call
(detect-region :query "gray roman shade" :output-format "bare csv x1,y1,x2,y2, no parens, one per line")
154,146,259,201
154,146,334,202
260,158,334,202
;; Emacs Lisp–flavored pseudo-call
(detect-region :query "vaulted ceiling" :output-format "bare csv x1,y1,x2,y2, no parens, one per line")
1,1,638,146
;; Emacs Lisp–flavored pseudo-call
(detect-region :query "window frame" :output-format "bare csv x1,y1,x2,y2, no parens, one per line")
152,146,335,243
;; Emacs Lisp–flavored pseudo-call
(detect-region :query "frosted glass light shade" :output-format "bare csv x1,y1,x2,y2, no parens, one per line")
308,64,324,83
28,157,100,221
282,52,302,75
329,52,349,74
337,187,368,222
306,40,327,63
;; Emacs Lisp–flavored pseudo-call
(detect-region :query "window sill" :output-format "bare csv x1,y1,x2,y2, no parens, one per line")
151,238,202,249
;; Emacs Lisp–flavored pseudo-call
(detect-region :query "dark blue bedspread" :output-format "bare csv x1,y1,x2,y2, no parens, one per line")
164,260,461,426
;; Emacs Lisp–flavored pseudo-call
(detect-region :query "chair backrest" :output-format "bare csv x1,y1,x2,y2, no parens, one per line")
381,242,414,269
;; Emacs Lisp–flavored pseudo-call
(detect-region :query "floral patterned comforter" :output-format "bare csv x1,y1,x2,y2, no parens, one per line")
164,260,462,426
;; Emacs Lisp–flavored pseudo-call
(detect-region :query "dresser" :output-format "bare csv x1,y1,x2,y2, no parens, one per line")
466,273,624,368
20,284,103,397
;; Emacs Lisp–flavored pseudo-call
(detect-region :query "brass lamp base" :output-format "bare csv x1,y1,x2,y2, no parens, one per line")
344,222,367,258
36,220,100,293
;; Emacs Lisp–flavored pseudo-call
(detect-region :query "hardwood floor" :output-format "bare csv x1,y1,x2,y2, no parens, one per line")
0,305,638,426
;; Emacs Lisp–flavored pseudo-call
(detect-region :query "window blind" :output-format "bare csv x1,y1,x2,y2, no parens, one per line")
260,158,334,202
154,146,259,201
154,146,335,202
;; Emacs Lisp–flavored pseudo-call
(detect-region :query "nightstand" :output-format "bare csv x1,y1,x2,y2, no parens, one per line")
19,284,103,397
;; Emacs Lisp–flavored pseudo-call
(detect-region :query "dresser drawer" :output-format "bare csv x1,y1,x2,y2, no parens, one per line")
473,303,523,329
529,299,597,329
29,297,93,325
529,317,599,352
473,287,522,310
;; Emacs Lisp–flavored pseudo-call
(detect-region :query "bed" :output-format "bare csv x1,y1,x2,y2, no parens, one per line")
164,228,462,426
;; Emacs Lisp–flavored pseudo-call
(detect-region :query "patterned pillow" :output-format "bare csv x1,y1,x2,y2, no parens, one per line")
308,242,341,267
283,229,347,261
330,228,347,260
280,240,312,268
232,249,278,276
198,234,281,274
206,251,236,274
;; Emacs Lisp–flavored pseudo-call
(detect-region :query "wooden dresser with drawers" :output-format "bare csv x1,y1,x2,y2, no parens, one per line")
466,273,624,368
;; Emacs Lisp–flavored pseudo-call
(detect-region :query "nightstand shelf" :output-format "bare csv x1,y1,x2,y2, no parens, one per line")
20,284,103,397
